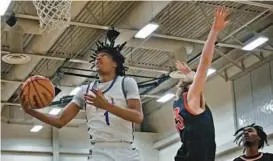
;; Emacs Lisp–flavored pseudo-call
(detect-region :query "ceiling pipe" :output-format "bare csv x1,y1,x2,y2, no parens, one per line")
61,67,160,79
1,50,171,73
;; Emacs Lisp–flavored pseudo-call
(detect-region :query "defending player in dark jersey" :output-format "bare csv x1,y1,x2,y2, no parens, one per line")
171,7,229,161
233,123,273,161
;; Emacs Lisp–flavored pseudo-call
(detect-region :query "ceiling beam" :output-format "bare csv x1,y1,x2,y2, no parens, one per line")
12,14,272,53
234,1,273,9
221,9,270,42
228,54,273,81
188,9,271,67
214,48,244,71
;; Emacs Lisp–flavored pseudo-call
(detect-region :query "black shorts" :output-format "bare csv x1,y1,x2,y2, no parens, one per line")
174,139,216,161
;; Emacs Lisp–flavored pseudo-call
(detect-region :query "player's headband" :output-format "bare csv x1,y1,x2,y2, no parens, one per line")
170,71,195,87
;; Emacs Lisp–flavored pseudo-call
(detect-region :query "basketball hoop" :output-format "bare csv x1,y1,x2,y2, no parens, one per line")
32,0,72,33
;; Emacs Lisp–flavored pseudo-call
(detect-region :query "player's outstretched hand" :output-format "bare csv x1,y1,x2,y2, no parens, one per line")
212,6,229,32
175,61,192,74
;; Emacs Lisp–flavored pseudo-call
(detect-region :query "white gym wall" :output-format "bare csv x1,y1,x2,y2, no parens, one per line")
1,123,159,161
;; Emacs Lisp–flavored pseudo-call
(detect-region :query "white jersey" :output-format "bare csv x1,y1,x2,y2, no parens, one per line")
71,76,140,143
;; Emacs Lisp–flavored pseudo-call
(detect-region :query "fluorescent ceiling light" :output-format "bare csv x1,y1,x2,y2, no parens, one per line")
49,108,62,115
70,87,81,95
0,0,11,16
242,36,269,51
30,125,43,132
134,23,159,39
207,68,216,77
157,93,175,103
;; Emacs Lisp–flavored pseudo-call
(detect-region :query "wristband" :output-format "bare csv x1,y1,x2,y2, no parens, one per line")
170,70,195,82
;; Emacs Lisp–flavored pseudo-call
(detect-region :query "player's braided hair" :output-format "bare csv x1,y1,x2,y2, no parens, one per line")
90,27,127,76
234,123,269,152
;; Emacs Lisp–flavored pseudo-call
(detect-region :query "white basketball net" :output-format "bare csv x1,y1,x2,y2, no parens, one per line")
33,0,72,33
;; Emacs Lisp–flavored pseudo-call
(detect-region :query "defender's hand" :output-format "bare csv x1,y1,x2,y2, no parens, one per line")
175,61,192,74
212,6,229,32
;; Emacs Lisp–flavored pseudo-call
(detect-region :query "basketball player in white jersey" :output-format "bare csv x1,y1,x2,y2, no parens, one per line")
20,29,143,161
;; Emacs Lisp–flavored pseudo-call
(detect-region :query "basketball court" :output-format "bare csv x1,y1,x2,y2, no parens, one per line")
1,1,273,161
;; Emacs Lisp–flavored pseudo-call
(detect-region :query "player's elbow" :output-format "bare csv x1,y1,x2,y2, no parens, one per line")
55,124,63,129
54,122,64,129
54,119,66,129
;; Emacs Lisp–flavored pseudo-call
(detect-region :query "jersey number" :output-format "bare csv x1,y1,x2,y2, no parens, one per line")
104,111,110,125
174,107,184,131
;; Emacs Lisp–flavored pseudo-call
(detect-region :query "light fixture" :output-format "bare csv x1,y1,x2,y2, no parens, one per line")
0,0,11,16
207,68,216,77
49,108,62,115
30,125,43,132
242,36,269,51
69,87,81,95
134,23,159,39
157,93,175,103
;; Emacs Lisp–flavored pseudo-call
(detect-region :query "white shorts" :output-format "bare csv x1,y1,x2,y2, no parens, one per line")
87,142,140,161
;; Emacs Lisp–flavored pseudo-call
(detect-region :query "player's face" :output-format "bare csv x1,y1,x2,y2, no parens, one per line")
243,127,260,146
95,52,117,74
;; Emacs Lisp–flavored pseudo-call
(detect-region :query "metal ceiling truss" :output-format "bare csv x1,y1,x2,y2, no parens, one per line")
1,11,271,94
187,8,272,80
234,1,273,9
2,9,271,75
13,14,272,53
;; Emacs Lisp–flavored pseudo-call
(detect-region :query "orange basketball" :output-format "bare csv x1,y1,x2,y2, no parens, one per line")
21,75,55,109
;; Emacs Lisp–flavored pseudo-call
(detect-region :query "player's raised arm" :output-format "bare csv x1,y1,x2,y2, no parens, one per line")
187,7,229,111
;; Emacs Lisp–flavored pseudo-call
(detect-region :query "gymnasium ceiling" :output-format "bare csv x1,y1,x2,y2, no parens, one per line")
1,1,273,129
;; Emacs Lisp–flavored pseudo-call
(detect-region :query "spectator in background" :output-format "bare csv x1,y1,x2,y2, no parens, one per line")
233,123,273,161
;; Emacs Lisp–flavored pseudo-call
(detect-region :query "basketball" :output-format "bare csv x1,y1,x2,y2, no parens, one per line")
21,75,55,109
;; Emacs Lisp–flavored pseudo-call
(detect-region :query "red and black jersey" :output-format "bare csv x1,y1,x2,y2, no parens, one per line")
233,153,273,161
172,92,216,161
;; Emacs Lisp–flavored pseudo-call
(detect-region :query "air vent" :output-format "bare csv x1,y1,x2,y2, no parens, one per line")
2,53,31,64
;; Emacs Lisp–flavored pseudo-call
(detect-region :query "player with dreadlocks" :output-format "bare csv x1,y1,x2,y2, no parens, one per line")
233,123,273,161
21,28,143,161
